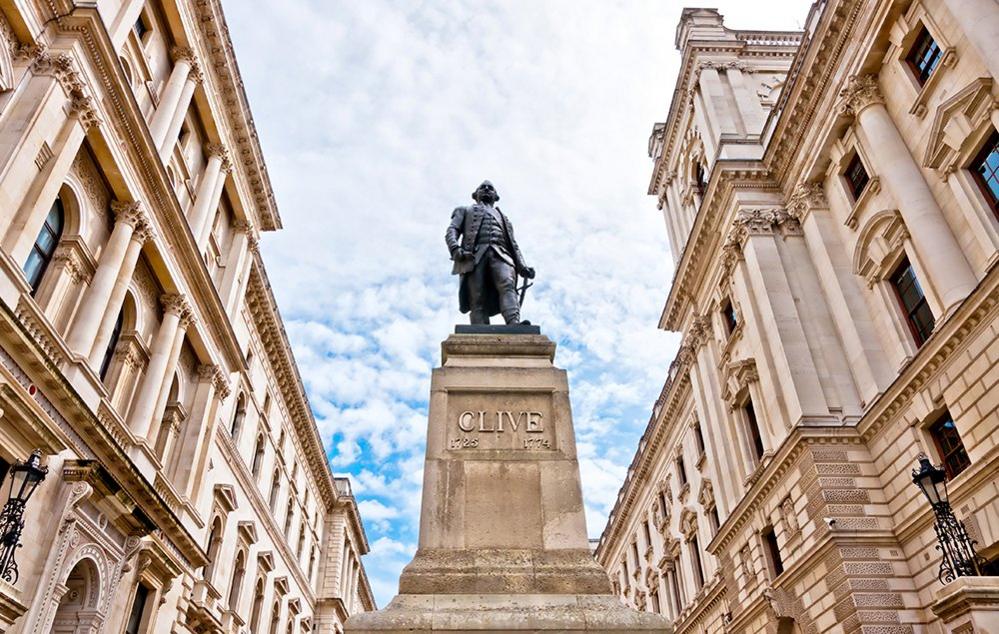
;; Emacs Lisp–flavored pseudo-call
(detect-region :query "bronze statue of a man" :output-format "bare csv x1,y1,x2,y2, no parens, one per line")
446,181,535,324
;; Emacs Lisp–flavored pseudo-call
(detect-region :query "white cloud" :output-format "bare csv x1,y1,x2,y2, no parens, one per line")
223,0,812,608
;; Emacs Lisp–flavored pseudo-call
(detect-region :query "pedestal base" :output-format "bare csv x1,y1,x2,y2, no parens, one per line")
346,593,668,633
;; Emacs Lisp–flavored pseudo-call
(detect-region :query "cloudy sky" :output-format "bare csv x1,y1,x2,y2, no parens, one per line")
223,0,810,606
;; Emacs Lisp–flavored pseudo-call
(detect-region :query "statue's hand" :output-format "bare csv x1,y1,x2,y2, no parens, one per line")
453,249,472,262
520,266,536,279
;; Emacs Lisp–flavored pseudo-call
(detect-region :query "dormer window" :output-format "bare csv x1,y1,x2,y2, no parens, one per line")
906,26,942,85
844,153,870,201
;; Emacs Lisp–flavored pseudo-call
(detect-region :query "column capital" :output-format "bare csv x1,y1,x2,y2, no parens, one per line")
732,207,799,238
170,46,197,65
786,182,828,221
68,91,100,130
111,200,148,228
232,219,255,234
688,313,712,350
205,142,230,162
837,74,884,117
198,364,231,399
160,293,191,318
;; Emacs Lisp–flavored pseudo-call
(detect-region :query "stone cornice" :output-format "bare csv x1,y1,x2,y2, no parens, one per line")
244,260,340,511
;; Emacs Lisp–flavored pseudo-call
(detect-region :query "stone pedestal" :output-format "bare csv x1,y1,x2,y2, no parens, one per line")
346,331,670,633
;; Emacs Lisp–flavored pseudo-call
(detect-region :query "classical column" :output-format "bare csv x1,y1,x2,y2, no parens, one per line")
840,75,976,314
155,404,186,465
3,52,100,263
227,231,258,315
146,309,193,447
65,201,146,356
188,143,229,243
171,364,230,504
787,183,892,403
940,0,999,81
88,219,154,367
220,221,253,311
127,294,188,440
159,56,201,159
149,47,198,149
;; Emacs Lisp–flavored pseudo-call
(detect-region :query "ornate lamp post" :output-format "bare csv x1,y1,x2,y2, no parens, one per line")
911,454,983,583
0,449,48,583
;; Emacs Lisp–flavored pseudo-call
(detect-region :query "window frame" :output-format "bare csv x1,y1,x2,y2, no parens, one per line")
843,153,871,202
970,130,999,219
762,526,784,578
889,257,935,346
743,398,766,463
23,198,64,295
905,25,943,85
928,411,971,479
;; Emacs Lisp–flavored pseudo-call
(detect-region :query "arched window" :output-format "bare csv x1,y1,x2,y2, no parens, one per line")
269,600,281,634
284,498,295,535
231,394,246,438
228,550,246,610
269,468,281,511
251,434,266,476
23,198,64,294
249,579,265,633
204,518,223,582
99,308,125,381
296,524,306,559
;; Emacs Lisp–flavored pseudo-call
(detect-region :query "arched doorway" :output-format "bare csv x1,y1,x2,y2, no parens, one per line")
50,558,103,633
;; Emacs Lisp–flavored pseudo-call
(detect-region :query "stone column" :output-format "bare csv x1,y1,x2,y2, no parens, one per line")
159,61,201,160
940,0,999,81
226,232,258,315
127,294,188,440
171,364,229,505
146,309,194,449
65,202,146,356
155,404,186,464
196,155,232,249
219,221,254,311
3,54,99,263
787,183,892,404
88,221,153,367
840,75,977,314
148,47,197,150
188,144,229,243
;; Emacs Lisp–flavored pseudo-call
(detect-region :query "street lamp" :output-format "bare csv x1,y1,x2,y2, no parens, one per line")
912,454,983,583
0,449,48,584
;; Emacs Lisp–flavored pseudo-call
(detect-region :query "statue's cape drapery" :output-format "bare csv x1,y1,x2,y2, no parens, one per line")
446,205,527,316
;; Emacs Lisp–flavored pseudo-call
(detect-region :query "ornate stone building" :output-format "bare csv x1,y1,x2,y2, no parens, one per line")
597,2,998,633
0,1,373,632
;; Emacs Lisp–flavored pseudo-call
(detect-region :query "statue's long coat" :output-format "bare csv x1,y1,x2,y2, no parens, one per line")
445,204,528,316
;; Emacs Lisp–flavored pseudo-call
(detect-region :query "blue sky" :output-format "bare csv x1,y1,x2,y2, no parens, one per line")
223,0,810,606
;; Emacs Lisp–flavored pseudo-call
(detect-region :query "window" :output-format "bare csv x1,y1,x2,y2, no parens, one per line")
269,468,281,510
708,506,721,535
762,526,784,577
269,600,282,634
204,519,222,582
668,567,683,613
23,198,64,294
689,534,705,589
124,583,150,634
133,13,150,41
99,309,124,381
0,457,11,489
631,541,640,569
721,298,738,336
890,257,935,346
251,434,265,476
971,130,998,216
657,489,669,522
676,455,687,487
693,425,706,458
249,580,265,634
642,518,652,549
231,395,246,438
297,524,306,558
284,498,295,535
906,26,943,84
694,162,707,195
649,588,661,614
228,551,246,609
744,398,765,462
844,153,870,201
929,412,970,479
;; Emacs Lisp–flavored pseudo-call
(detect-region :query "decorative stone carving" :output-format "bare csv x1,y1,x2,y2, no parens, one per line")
781,497,800,538
786,182,828,221
837,74,884,117
723,358,759,409
160,293,188,317
111,200,148,231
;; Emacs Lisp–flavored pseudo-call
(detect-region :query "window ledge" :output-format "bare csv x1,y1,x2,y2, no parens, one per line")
845,177,881,230
908,48,958,119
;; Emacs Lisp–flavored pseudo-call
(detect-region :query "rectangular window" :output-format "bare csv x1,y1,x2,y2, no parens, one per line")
125,584,150,634
708,506,721,536
929,412,971,479
0,458,10,489
631,541,640,569
676,455,687,487
890,257,935,346
744,398,765,462
649,588,660,614
133,14,149,41
689,534,705,589
642,519,652,549
762,527,784,578
658,489,669,521
844,153,870,201
907,26,943,84
669,568,683,612
721,298,738,335
971,130,998,217
694,425,706,457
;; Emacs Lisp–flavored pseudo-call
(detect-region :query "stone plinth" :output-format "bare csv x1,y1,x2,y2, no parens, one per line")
346,331,670,633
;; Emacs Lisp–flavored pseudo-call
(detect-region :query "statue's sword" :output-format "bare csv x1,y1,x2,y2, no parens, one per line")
517,277,534,308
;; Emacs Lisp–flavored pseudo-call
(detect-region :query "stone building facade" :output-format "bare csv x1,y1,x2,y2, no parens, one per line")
597,2,998,633
0,1,373,632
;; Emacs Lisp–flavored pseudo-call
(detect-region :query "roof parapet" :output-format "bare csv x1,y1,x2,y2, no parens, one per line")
675,7,731,50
